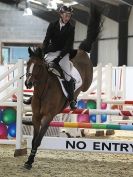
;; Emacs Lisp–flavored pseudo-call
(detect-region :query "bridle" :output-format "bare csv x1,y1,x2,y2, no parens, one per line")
25,59,54,100
25,61,44,88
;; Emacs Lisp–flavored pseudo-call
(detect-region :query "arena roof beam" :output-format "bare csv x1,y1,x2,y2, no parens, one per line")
120,0,133,6
76,0,131,22
72,8,89,25
29,1,90,25
0,0,89,25
31,9,58,22
0,0,17,5
25,4,88,25
118,3,129,66
76,0,118,21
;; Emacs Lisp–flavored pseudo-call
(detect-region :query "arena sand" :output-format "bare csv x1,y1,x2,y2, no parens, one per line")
0,130,133,177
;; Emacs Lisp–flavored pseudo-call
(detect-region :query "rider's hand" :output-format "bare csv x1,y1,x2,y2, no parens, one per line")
53,56,62,65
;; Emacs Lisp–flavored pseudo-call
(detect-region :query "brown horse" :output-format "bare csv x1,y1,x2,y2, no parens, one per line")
24,8,102,169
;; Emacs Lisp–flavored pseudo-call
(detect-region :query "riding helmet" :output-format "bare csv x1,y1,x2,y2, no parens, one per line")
59,5,73,14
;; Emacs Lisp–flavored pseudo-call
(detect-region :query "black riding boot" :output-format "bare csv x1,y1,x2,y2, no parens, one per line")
23,96,32,105
66,79,77,110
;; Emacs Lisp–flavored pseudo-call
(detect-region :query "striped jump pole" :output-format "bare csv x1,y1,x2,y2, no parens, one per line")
79,99,133,105
23,107,133,116
49,121,133,131
102,100,133,105
62,108,133,116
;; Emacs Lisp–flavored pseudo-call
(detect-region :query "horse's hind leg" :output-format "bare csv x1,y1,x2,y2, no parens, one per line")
24,115,41,170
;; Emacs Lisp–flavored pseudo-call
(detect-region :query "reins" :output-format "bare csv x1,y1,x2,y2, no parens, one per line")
33,61,53,100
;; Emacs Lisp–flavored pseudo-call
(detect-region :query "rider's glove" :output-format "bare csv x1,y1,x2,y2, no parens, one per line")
53,56,63,65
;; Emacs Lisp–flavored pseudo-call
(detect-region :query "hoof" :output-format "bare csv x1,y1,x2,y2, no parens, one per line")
81,129,85,137
24,162,32,170
95,130,104,137
106,130,115,136
65,132,72,138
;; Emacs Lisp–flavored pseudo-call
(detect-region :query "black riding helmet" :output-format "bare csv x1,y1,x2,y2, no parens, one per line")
59,5,73,14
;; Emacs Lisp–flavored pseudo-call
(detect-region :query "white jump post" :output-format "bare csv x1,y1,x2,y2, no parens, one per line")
120,65,126,110
15,59,24,150
95,63,103,135
96,63,102,123
0,59,24,154
105,63,112,124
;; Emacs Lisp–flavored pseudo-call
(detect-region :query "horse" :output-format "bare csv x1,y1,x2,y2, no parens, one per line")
24,8,102,170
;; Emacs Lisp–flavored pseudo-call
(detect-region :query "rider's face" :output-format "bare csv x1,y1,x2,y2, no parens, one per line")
60,13,71,24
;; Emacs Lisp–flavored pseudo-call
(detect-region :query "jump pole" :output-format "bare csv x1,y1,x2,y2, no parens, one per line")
80,99,133,105
62,108,133,116
49,121,133,131
23,107,133,116
102,100,133,105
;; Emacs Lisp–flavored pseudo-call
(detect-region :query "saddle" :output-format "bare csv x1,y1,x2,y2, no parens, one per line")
47,49,77,78
47,62,76,101
45,49,82,98
48,62,64,79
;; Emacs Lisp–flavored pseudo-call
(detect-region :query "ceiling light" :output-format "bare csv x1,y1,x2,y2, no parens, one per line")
55,0,63,4
47,0,58,10
23,0,32,16
64,1,78,6
23,7,33,16
29,0,42,5
120,0,132,6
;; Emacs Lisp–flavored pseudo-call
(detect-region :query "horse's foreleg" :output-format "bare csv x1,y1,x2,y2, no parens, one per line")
24,115,51,170
24,115,41,170
33,116,51,149
29,116,52,157
32,119,41,147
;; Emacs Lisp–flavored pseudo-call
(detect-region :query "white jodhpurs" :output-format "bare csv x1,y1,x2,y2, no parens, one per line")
45,51,71,81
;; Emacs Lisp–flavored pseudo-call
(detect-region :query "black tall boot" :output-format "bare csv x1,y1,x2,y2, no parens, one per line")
23,96,32,105
66,78,77,110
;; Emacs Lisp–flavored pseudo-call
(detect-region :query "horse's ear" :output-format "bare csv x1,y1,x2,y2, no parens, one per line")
28,47,34,57
36,47,43,59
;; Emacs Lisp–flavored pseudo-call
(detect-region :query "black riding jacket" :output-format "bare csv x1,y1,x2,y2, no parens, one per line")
43,20,75,58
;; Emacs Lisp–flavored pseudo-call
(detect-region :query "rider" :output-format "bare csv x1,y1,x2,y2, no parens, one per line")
44,5,77,109
24,5,77,109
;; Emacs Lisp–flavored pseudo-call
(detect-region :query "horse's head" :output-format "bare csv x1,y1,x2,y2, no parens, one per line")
25,47,45,89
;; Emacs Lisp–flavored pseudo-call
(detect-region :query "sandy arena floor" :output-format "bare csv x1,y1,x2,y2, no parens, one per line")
0,131,133,177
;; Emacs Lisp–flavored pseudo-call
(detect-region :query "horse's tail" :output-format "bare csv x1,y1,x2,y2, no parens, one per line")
79,5,102,53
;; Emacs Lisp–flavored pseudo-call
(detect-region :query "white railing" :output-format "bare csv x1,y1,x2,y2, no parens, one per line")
0,59,24,150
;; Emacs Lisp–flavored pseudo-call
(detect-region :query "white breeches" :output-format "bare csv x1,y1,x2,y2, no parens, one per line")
45,51,71,81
